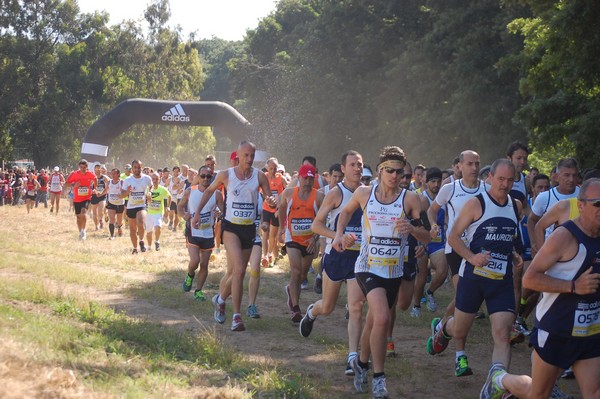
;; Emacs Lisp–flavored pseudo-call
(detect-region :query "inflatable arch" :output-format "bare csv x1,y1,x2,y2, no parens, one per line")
80,98,252,162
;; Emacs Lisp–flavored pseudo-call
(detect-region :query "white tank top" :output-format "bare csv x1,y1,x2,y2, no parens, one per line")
188,186,217,238
355,186,408,279
225,167,259,225
107,180,124,205
436,179,487,253
49,173,63,193
326,182,362,253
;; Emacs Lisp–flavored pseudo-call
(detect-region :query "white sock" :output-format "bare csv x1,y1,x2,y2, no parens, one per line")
494,370,507,390
348,352,358,361
217,295,225,305
455,351,466,361
307,306,315,320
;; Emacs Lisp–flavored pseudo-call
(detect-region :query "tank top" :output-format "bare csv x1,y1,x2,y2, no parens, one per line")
96,174,108,193
425,190,446,246
439,179,487,254
536,220,600,338
26,179,36,195
285,187,318,246
263,172,286,211
224,167,259,226
107,180,124,206
326,182,362,254
459,192,519,281
519,197,533,260
187,185,218,238
509,172,528,203
355,186,408,279
49,173,63,193
532,186,580,239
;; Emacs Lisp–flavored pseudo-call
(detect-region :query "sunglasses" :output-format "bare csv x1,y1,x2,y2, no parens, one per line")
382,167,404,175
581,198,600,208
199,174,213,179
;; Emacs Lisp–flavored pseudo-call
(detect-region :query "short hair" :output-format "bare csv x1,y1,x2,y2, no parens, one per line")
583,169,600,181
79,159,88,165
530,167,539,174
556,157,579,172
578,178,600,200
266,157,278,165
239,140,256,150
172,166,180,172
199,165,212,173
150,172,160,179
452,157,460,166
111,168,120,174
341,150,361,165
506,141,530,157
414,164,426,172
490,159,515,175
205,155,216,162
378,146,406,165
302,155,317,167
329,163,342,174
533,173,550,186
163,167,170,172
132,159,142,166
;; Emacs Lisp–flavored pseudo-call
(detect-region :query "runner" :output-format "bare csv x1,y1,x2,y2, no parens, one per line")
106,168,125,239
299,151,365,376
146,172,171,251
427,150,486,323
280,164,324,322
90,163,109,230
247,192,268,318
179,166,223,301
480,178,600,399
24,171,40,213
191,141,275,332
49,166,65,214
427,159,522,379
66,159,97,240
334,146,429,398
167,166,183,232
261,157,287,268
35,169,49,208
121,160,152,254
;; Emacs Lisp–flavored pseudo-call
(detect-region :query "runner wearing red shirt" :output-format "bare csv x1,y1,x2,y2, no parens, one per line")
66,159,97,240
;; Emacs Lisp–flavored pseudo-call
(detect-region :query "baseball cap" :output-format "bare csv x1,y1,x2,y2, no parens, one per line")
230,151,238,160
298,164,316,178
53,166,59,172
426,167,443,182
125,164,132,170
277,164,286,173
362,167,373,178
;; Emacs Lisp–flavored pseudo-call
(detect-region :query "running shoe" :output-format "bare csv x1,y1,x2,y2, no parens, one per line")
212,294,226,324
168,221,173,230
426,292,438,312
132,248,138,254
50,206,54,213
231,314,245,331
183,274,194,292
284,284,293,312
386,341,396,358
372,375,389,399
314,274,322,294
509,326,525,345
514,316,530,336
350,356,368,393
99,221,104,229
455,354,473,377
427,317,450,355
550,383,575,399
139,241,146,253
291,305,302,323
117,227,123,237
480,362,506,399
193,290,205,302
300,278,309,290
104,214,109,222
261,257,269,268
560,367,574,379
345,355,356,376
209,253,216,262
410,306,421,318
475,310,486,319
109,236,115,240
246,304,260,319
155,241,160,251
299,304,315,337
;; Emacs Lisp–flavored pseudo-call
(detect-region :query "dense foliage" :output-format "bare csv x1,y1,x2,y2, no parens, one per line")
1,0,598,170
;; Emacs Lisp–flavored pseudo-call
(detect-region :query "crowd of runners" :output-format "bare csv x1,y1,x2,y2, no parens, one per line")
2,140,599,399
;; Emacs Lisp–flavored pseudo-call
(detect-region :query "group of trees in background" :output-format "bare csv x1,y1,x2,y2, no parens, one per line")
1,0,598,171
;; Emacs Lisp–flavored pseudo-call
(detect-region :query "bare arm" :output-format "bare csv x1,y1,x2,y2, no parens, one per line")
533,200,568,252
311,187,342,239
332,187,369,252
527,212,542,256
278,188,291,243
447,197,489,267
401,191,430,244
191,170,227,226
177,188,191,221
523,225,600,295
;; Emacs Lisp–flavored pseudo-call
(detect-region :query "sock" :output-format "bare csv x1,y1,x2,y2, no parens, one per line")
426,288,433,296
494,370,507,390
442,321,452,338
358,359,369,370
109,223,115,236
348,352,358,362
233,313,241,318
435,321,442,333
155,240,159,244
455,351,466,361
307,306,315,320
217,295,225,305
373,372,385,379
518,298,527,317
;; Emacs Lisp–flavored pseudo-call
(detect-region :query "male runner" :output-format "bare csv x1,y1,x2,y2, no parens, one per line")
121,160,152,254
262,157,287,268
146,172,171,250
90,163,109,230
106,168,125,239
49,167,65,214
66,159,97,240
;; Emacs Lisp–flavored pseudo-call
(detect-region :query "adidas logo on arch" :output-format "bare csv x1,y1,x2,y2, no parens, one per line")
162,104,190,122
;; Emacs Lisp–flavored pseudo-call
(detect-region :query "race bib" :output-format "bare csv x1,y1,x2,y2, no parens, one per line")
230,202,255,225
198,211,212,230
129,191,145,206
473,250,508,280
27,190,35,196
431,229,442,243
149,200,161,211
77,186,89,196
345,226,362,251
367,236,401,268
109,193,120,203
290,218,313,237
572,300,600,337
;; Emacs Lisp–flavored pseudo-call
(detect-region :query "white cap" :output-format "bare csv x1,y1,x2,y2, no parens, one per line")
54,166,59,171
362,168,373,178
277,164,286,173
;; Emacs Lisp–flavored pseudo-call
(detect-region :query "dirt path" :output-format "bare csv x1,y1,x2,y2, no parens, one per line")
0,206,582,398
